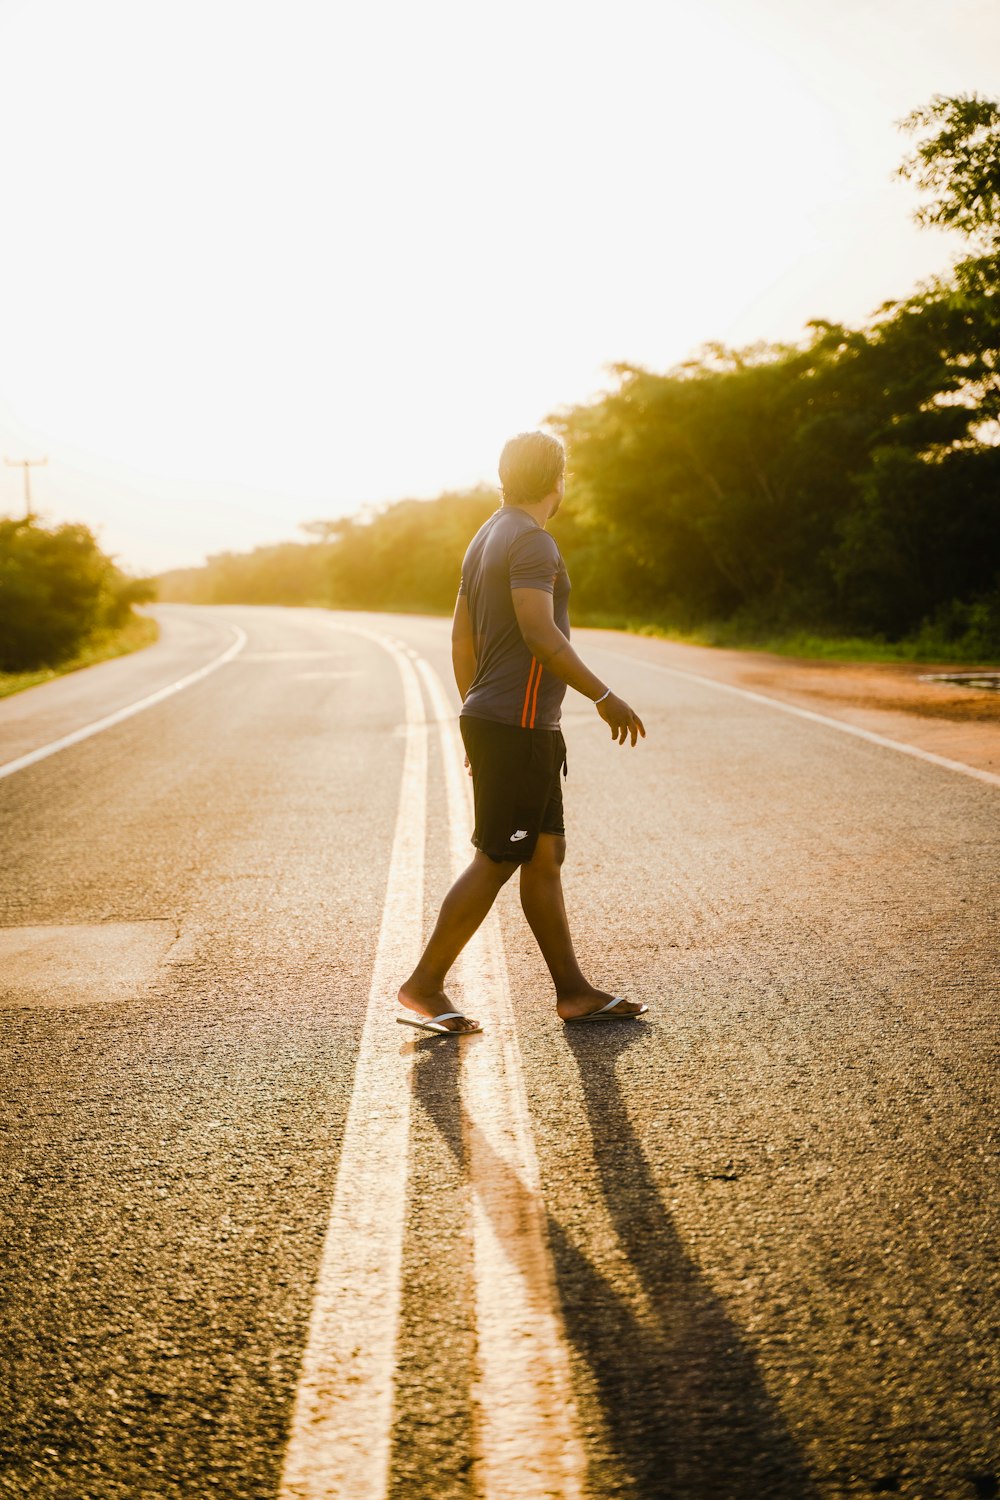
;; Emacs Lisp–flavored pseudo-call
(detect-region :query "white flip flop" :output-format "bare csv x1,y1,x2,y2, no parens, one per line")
563,996,648,1024
396,1010,482,1036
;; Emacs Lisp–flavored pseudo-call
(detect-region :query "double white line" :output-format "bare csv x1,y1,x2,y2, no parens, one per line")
278,625,585,1500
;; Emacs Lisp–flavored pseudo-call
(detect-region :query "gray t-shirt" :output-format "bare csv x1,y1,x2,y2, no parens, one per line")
458,506,571,730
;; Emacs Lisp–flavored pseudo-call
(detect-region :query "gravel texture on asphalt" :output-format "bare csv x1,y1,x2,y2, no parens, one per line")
1,603,997,1500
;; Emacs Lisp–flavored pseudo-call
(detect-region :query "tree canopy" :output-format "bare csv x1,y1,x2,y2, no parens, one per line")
0,517,156,672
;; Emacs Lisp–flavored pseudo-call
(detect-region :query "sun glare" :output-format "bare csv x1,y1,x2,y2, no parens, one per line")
0,0,996,570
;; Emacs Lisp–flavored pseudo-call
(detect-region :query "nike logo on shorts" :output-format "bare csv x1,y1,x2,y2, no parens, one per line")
510,829,528,842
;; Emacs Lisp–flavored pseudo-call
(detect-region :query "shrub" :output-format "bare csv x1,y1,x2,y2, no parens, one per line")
0,517,156,671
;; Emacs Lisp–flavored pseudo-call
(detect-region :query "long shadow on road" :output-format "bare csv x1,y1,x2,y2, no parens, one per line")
411,1024,819,1500
559,1023,818,1499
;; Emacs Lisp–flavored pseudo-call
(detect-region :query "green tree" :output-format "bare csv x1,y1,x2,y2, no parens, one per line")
897,93,1000,247
0,517,154,671
548,93,1000,648
835,92,1000,640
325,488,498,613
550,319,961,633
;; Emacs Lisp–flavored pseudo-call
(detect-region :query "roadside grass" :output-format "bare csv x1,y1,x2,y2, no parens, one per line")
571,611,1000,666
318,597,999,666
0,612,160,700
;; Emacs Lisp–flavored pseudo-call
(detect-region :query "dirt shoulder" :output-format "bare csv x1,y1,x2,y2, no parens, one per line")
581,629,1000,782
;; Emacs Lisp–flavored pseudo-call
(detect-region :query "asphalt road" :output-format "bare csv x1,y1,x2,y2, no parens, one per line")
1,603,997,1500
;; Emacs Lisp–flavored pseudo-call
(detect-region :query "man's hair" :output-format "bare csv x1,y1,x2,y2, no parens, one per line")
498,430,565,506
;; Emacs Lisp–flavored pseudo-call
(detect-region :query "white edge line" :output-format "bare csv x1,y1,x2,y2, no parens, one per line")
593,645,1000,789
0,626,249,781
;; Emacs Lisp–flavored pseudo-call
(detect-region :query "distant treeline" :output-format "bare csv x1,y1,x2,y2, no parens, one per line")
156,488,499,614
0,516,156,672
158,95,1000,656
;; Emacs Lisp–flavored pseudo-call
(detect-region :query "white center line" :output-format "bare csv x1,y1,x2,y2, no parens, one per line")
0,626,248,781
278,627,427,1500
592,643,1000,788
414,653,587,1500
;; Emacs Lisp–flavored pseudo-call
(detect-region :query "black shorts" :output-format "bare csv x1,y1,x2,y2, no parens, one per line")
460,715,567,865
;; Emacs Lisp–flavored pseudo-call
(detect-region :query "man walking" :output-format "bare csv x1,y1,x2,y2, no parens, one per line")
397,430,647,1035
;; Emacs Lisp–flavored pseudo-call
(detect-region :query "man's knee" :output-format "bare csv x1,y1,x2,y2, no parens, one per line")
526,833,566,875
474,850,519,885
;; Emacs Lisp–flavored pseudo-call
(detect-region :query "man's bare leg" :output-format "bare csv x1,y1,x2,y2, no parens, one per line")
519,833,645,1019
398,851,518,1032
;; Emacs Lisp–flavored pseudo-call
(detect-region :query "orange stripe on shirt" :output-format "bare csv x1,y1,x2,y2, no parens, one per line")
521,658,539,727
529,661,543,728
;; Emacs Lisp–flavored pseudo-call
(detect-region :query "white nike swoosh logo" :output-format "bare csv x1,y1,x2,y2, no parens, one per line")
510,830,528,842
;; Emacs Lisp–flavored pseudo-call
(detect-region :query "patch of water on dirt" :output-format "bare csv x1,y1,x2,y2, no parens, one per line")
918,672,1000,691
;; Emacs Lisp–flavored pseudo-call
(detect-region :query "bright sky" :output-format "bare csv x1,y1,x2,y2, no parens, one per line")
1,0,997,573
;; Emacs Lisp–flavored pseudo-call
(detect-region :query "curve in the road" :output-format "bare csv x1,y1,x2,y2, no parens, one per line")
0,624,249,781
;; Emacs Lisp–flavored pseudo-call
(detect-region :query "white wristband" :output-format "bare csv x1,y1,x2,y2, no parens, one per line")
594,688,612,705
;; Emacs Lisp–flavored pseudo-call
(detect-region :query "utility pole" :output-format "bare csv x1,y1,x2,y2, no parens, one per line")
3,455,47,519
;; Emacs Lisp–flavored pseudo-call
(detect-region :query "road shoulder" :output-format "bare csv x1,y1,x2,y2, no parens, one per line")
579,628,1000,780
